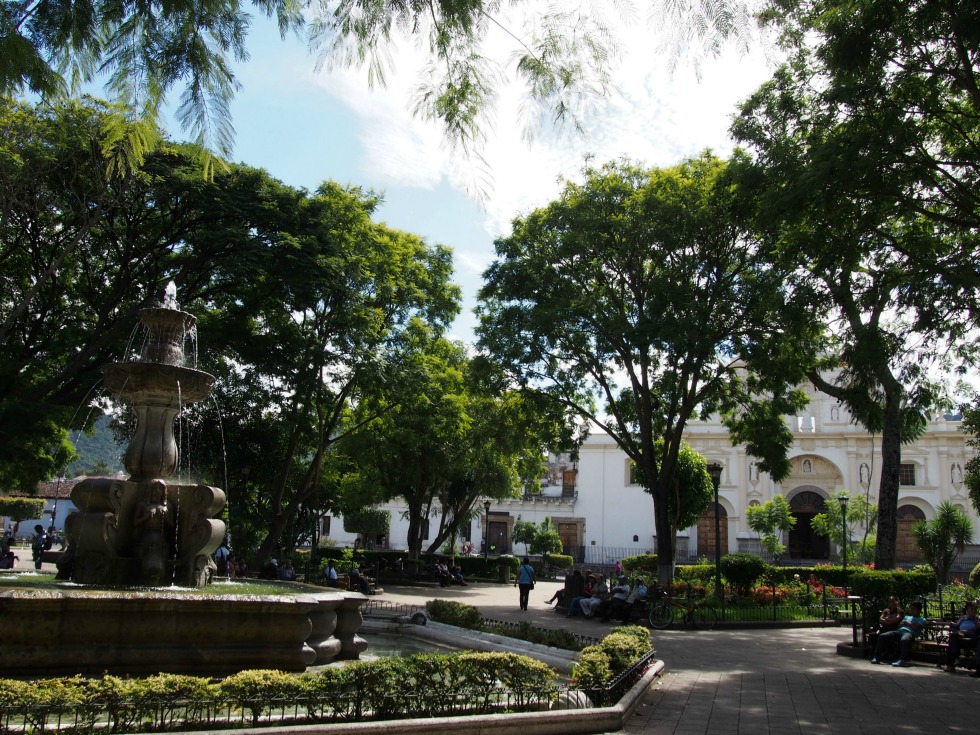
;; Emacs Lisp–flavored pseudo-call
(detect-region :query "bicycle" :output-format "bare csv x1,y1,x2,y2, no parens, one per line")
647,585,719,630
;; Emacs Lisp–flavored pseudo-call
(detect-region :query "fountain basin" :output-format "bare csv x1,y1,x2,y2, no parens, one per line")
0,588,368,677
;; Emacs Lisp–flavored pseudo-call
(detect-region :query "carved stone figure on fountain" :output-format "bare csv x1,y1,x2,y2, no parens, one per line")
133,480,172,584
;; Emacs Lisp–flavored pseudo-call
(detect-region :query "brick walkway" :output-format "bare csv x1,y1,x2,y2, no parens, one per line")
376,580,978,735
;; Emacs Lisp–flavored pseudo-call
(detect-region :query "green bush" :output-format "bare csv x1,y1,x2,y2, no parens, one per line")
970,562,980,588
621,553,658,576
848,568,937,604
542,552,573,576
571,626,652,705
675,564,715,585
425,599,484,628
719,553,767,597
220,669,307,724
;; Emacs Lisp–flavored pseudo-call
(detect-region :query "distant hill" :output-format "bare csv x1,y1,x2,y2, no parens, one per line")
64,415,125,477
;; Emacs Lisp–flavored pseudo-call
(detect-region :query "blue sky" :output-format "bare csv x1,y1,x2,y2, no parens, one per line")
163,10,779,344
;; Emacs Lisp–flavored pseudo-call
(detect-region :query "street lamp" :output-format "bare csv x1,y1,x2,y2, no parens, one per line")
838,495,849,571
707,462,724,605
483,500,492,564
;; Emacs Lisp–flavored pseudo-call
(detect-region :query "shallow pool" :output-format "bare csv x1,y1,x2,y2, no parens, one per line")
360,632,460,658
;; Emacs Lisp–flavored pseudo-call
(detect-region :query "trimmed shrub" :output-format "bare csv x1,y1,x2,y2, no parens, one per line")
621,553,658,576
425,599,484,628
571,626,652,705
719,553,767,597
675,564,715,585
848,568,937,604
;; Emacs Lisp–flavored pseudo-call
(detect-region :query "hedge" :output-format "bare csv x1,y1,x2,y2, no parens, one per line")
571,625,652,705
620,554,657,576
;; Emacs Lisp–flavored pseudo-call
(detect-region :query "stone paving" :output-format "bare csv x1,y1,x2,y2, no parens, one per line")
376,578,978,735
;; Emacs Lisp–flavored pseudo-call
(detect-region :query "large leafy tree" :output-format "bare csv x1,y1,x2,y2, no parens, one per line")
476,153,812,584
731,0,974,569
336,320,575,561
185,187,461,566
0,97,283,492
2,0,760,164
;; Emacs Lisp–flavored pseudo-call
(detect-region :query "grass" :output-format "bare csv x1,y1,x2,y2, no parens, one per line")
0,571,321,596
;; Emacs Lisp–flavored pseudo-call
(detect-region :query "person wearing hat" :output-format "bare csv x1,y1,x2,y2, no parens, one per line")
603,576,648,623
349,566,371,594
259,557,279,579
595,575,631,621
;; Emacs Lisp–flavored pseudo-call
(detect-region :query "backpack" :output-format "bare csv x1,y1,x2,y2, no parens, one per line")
43,534,53,551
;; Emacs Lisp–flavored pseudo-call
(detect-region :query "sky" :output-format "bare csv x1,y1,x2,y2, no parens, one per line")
173,8,781,345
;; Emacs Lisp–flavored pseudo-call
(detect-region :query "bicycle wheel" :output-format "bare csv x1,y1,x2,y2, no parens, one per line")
692,605,718,630
649,602,674,629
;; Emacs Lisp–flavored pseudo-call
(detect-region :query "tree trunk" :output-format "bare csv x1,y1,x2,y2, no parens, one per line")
874,389,902,570
652,485,675,586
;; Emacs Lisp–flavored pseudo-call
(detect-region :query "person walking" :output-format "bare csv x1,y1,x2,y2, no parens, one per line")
31,524,47,571
515,556,535,611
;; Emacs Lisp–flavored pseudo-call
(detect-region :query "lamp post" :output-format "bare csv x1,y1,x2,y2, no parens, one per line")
707,462,724,606
838,495,849,571
483,500,492,564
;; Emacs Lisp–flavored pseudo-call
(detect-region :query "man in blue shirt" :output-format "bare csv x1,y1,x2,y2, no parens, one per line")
871,601,926,667
943,600,979,674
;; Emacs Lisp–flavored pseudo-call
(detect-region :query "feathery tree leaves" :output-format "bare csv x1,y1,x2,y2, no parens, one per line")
732,0,977,569
3,0,761,172
476,153,814,584
912,501,973,585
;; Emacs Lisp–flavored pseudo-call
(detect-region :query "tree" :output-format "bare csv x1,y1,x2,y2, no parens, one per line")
0,497,47,534
512,518,537,554
731,8,968,568
0,98,300,493
336,322,576,561
477,153,813,585
809,490,878,565
528,516,563,556
912,502,973,586
960,405,980,518
745,495,795,559
3,0,760,167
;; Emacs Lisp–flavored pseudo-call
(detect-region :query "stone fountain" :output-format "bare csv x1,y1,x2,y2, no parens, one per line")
57,283,223,586
0,284,367,677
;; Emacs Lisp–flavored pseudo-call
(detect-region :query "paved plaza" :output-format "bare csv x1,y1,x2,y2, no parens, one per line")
377,578,978,735
5,560,975,734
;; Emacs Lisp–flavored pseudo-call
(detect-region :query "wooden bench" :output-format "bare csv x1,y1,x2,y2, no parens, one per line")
917,621,978,669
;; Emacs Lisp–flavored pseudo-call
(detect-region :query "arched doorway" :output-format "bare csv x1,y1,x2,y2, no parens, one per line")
896,505,926,563
697,503,728,561
788,490,830,560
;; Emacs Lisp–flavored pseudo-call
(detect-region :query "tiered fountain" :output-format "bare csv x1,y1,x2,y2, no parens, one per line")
58,283,223,586
0,284,367,677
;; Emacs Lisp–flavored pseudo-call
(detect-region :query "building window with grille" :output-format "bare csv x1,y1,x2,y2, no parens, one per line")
461,521,471,542
628,461,638,485
321,516,331,536
900,464,916,486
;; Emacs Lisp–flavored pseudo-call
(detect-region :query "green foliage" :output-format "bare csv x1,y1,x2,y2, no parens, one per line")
719,553,768,596
0,497,47,521
912,502,974,585
571,626,651,703
971,563,980,589
541,552,573,577
848,568,938,603
220,670,308,724
425,599,484,629
477,153,812,585
621,554,658,576
745,495,796,558
809,490,878,565
529,517,564,556
342,508,390,538
675,564,716,585
512,518,537,548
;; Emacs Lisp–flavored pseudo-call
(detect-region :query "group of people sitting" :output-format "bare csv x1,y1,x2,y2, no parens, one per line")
434,561,467,587
869,594,980,674
546,569,648,623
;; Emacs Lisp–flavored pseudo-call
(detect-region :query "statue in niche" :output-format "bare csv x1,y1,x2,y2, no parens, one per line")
803,459,812,473
951,463,963,486
831,405,840,421
749,462,759,482
133,480,171,584
860,463,870,487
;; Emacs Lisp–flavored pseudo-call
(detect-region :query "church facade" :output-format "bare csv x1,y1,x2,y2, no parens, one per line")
329,386,980,573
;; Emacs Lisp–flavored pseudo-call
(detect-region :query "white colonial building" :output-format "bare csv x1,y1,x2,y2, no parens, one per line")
327,386,979,572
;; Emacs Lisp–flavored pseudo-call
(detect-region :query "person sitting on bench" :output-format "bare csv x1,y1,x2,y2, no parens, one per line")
943,600,979,674
871,601,926,667
602,577,648,623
